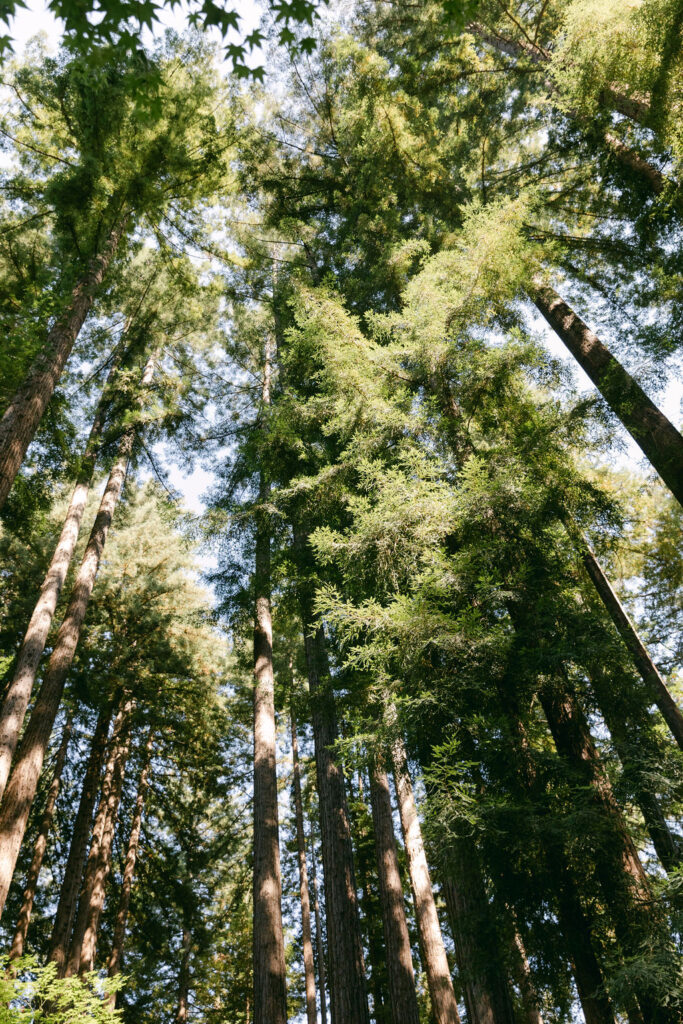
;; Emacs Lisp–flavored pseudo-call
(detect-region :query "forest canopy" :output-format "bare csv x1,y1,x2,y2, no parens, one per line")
0,1,681,1022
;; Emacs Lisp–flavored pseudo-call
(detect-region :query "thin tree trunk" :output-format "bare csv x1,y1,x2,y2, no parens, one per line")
531,280,683,507
290,712,317,1024
65,700,131,976
76,699,134,975
0,211,128,510
0,353,154,917
8,711,73,961
296,581,370,1024
441,838,516,1024
175,926,191,1023
252,333,288,1024
580,542,683,747
353,770,389,1024
106,730,154,1005
0,342,125,803
509,927,544,1024
369,758,421,1024
309,824,329,1024
47,702,114,974
391,735,461,1024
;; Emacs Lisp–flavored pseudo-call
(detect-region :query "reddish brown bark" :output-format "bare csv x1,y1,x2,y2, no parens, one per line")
510,927,544,1024
9,712,73,961
581,542,683,749
0,212,128,510
0,352,154,917
369,758,421,1024
48,702,114,974
252,335,288,1024
291,713,317,1024
0,344,124,803
309,825,329,1024
76,700,134,975
65,700,131,976
298,596,369,1024
531,280,683,507
106,730,154,1003
391,735,461,1024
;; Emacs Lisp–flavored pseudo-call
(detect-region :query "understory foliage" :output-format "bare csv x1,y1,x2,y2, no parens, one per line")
0,2,681,1023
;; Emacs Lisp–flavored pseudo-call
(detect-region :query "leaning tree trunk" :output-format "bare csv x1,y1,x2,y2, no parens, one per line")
65,700,131,977
509,926,544,1024
0,342,126,803
530,280,683,507
291,712,318,1024
106,730,154,1006
369,758,421,1024
0,353,154,917
391,735,461,1024
580,541,683,748
296,575,370,1024
0,210,129,510
252,333,288,1024
75,699,134,975
9,711,73,961
309,822,329,1024
48,702,115,974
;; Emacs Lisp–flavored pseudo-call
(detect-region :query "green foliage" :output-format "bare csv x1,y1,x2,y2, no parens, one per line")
0,957,120,1023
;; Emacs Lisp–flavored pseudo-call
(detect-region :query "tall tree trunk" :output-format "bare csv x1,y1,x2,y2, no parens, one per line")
530,280,683,507
352,771,389,1024
175,925,191,1023
47,702,114,974
441,836,516,1024
391,735,461,1024
540,684,674,1024
290,712,317,1024
369,758,421,1024
65,699,132,977
580,542,683,748
106,730,154,1005
509,926,544,1024
8,711,73,961
75,699,134,975
252,333,288,1024
309,823,329,1024
0,342,125,803
0,211,129,510
296,574,370,1024
0,353,154,917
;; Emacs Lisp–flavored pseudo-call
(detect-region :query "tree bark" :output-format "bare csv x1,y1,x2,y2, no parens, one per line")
391,735,461,1024
369,758,421,1024
580,542,683,749
309,824,329,1024
8,711,73,961
106,730,154,1005
175,926,191,1023
290,712,317,1024
540,684,674,1024
75,699,134,975
0,342,125,803
531,280,683,507
65,699,131,976
0,352,154,917
0,211,128,510
297,580,370,1024
509,927,544,1024
441,837,516,1024
252,333,288,1024
47,702,114,974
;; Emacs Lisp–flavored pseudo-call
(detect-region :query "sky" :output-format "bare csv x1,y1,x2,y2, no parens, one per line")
4,0,682,515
